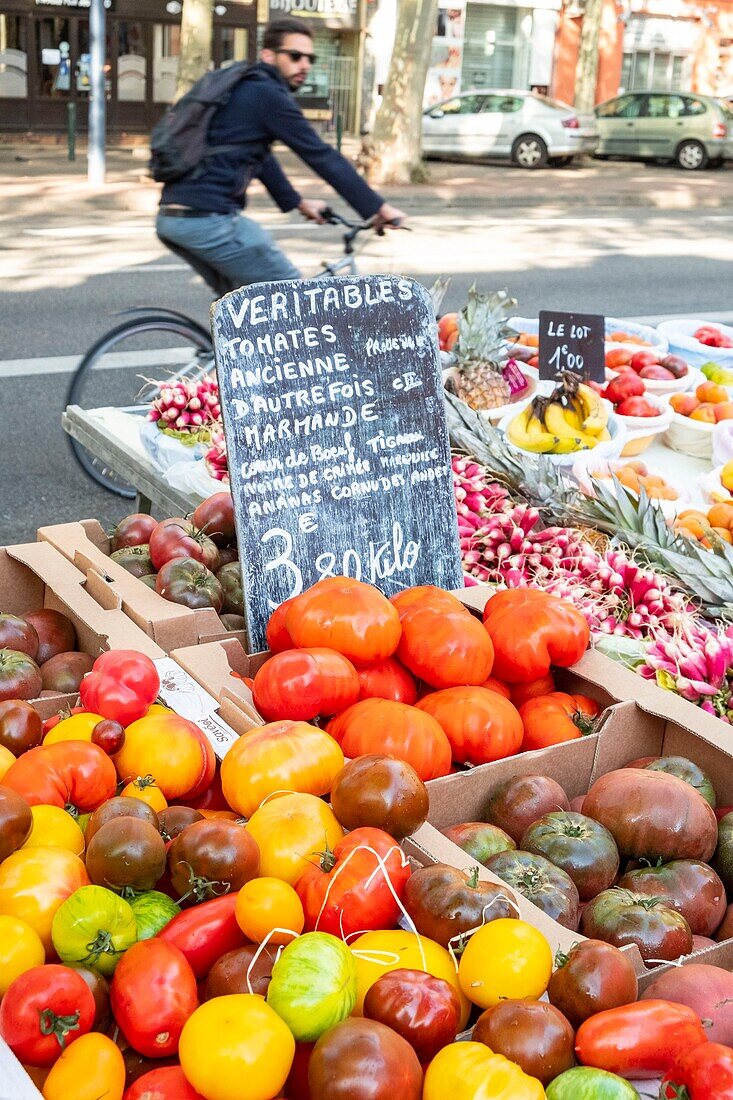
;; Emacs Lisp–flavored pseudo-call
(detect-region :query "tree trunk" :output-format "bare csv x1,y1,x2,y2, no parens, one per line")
176,0,214,100
574,0,603,114
359,0,439,185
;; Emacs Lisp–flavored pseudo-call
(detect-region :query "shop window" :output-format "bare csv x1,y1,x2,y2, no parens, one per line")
221,27,248,67
118,21,146,102
0,15,28,98
622,50,689,93
153,23,180,103
461,6,518,89
651,51,671,88
36,17,71,98
76,22,112,98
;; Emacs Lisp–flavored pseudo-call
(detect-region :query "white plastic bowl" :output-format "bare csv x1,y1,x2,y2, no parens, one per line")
442,365,539,422
605,364,700,396
657,396,716,460
497,384,626,467
657,319,733,371
573,456,687,519
507,316,668,358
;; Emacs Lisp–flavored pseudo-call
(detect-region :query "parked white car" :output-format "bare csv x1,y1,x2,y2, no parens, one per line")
422,90,600,168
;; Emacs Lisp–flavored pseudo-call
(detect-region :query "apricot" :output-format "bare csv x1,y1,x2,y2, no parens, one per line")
670,393,700,416
696,381,729,405
712,527,733,544
714,402,733,422
689,403,717,424
676,517,708,540
707,503,733,530
677,509,709,524
721,461,733,493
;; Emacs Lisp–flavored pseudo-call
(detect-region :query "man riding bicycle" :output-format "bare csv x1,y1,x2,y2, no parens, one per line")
156,16,405,293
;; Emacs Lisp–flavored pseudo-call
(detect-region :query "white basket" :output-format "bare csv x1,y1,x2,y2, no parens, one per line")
613,392,674,436
699,465,733,504
605,364,700,396
573,456,687,519
604,317,668,356
497,384,626,467
657,319,733,370
661,408,716,461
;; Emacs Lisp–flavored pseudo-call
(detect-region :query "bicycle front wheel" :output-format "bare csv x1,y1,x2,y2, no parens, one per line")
66,313,213,497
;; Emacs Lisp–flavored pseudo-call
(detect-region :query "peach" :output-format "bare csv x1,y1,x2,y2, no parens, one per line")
696,381,729,405
689,404,717,424
714,402,733,422
707,503,733,530
670,393,700,416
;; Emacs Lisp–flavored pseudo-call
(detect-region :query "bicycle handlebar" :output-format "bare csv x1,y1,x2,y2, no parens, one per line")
320,207,408,238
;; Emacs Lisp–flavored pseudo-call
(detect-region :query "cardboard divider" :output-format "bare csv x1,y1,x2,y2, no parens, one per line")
38,519,242,652
0,542,164,712
171,636,267,729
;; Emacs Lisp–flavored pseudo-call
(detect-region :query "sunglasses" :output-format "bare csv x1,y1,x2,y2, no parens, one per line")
276,48,317,64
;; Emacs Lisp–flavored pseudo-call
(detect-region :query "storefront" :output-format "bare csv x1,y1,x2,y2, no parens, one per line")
0,0,257,133
268,0,362,132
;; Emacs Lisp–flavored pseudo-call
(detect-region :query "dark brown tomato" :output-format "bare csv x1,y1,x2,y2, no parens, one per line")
0,651,42,702
167,818,260,903
109,545,156,578
204,945,275,1000
110,513,158,553
472,1000,575,1086
308,1018,422,1100
486,774,570,844
520,811,620,900
329,754,428,839
149,517,220,573
0,783,33,861
215,563,244,617
217,547,239,568
485,849,580,930
0,699,43,756
139,575,158,591
580,887,693,965
85,816,167,894
220,614,246,633
157,805,204,843
91,720,126,756
155,558,223,612
363,969,461,1065
0,614,38,659
442,822,516,864
85,795,160,846
713,812,733,898
547,938,639,1029
40,651,94,694
627,755,717,807
617,859,726,937
582,768,718,863
22,610,76,665
192,493,236,548
72,966,111,1031
403,864,518,950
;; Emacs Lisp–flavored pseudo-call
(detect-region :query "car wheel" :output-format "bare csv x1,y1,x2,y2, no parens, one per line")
676,139,708,170
511,134,548,169
552,156,574,167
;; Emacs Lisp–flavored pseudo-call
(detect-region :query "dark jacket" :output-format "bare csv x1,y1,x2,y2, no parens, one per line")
161,62,383,219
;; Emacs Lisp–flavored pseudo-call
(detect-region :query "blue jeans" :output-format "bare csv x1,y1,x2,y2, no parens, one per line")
156,211,301,291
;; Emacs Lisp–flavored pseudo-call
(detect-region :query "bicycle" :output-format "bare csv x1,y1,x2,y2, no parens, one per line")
65,209,385,497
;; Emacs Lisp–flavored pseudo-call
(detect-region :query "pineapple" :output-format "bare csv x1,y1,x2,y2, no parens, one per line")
444,287,517,411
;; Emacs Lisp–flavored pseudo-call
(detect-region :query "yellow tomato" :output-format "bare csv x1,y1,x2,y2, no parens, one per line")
246,793,343,886
350,929,470,1028
458,918,552,1009
42,1033,125,1100
179,994,295,1100
0,915,45,996
0,744,15,780
22,806,85,856
43,712,105,744
423,1042,545,1100
0,847,90,953
145,703,172,716
235,877,304,946
121,775,168,813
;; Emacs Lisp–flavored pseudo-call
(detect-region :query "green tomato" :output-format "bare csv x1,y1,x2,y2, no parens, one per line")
546,1067,640,1099
129,891,181,940
51,885,137,976
266,931,357,1042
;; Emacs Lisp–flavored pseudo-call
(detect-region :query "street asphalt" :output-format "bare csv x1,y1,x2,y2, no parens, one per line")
2,144,733,544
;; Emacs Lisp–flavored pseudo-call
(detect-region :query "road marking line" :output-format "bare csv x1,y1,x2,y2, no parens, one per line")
0,347,196,379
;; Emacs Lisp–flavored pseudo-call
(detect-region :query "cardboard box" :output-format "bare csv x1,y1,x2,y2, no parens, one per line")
38,520,240,652
171,637,265,731
0,541,164,712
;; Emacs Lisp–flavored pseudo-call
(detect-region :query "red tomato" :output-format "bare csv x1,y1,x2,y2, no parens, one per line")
509,674,555,708
356,658,418,705
284,577,402,664
326,699,451,781
79,651,160,727
123,1065,206,1100
296,827,411,940
483,589,589,683
265,599,296,653
519,692,600,752
2,739,117,812
0,964,95,1067
575,999,708,1080
252,648,359,722
662,1041,733,1099
398,603,494,689
156,893,248,979
110,940,198,1058
416,687,523,766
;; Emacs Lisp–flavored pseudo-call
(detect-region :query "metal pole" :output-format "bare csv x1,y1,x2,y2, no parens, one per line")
88,0,106,186
67,102,76,162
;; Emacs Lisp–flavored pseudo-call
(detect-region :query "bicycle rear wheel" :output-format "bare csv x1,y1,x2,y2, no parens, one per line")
66,313,213,497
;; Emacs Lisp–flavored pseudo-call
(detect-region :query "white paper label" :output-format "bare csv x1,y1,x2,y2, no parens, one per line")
154,657,240,760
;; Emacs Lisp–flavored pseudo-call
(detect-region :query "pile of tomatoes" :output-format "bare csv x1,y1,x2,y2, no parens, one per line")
0,607,90,703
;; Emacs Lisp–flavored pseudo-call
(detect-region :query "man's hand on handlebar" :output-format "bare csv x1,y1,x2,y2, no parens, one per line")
298,199,330,224
374,202,407,234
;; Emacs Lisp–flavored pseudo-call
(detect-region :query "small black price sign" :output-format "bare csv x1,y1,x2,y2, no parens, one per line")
538,310,605,383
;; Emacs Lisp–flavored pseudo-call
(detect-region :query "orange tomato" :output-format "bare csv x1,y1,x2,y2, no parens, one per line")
115,712,215,800
246,793,343,886
42,1033,125,1100
0,847,90,953
121,775,168,812
234,877,304,946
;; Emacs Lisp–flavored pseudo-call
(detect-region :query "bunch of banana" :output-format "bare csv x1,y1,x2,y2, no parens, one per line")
507,377,611,455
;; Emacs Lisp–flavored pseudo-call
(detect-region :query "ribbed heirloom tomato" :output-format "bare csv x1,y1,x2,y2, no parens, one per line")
284,576,402,663
252,649,360,722
417,686,523,765
3,739,117,812
483,589,590,683
114,712,215,801
246,792,344,886
327,699,452,781
397,603,494,688
519,693,600,752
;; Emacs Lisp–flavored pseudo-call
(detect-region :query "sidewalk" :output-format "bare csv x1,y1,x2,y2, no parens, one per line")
2,138,730,223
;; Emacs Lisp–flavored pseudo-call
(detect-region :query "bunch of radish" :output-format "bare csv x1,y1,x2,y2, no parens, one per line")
205,429,229,483
639,621,733,721
148,375,221,437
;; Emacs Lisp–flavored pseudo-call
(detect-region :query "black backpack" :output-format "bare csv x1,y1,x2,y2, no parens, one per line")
149,61,255,183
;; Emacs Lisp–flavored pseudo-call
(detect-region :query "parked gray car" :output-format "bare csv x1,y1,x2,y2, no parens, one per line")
422,90,599,169
594,92,733,169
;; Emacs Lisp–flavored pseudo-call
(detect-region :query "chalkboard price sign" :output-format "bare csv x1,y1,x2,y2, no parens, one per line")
211,275,463,652
538,310,605,383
